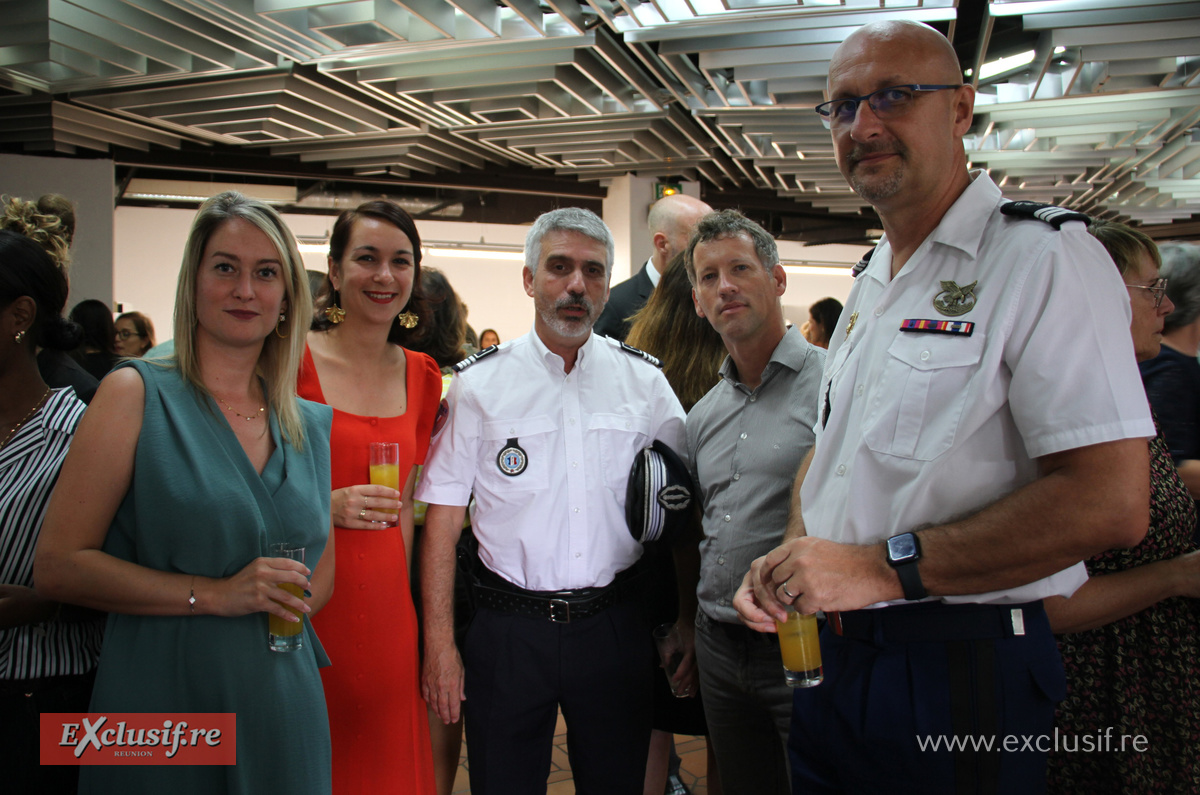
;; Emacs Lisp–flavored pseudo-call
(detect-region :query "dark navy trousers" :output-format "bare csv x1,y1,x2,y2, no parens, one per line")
788,601,1064,795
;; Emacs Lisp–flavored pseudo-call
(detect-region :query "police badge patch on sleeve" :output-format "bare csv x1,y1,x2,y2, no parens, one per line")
431,398,449,438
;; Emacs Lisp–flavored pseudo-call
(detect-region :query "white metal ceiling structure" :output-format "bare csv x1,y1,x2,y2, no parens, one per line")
1,0,1197,240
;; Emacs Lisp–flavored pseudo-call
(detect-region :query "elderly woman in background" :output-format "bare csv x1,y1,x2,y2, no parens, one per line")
113,310,156,357
299,200,441,794
0,231,101,795
1139,242,1200,538
35,191,335,794
1046,220,1200,793
627,252,726,795
69,299,118,379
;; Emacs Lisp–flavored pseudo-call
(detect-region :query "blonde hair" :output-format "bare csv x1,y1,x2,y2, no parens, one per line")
1,195,71,274
170,191,312,449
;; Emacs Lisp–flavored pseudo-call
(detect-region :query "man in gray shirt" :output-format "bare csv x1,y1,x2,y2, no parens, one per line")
683,210,825,793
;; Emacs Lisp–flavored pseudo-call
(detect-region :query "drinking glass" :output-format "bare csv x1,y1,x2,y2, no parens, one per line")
776,608,823,687
268,543,305,653
368,442,400,528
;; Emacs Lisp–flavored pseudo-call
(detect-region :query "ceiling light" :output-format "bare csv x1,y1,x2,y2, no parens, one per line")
979,50,1036,81
781,263,854,277
124,178,296,205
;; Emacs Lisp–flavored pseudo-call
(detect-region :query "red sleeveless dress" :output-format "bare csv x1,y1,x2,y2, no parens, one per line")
298,344,442,794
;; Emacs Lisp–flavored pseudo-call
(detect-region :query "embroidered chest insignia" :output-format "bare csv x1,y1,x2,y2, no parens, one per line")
497,437,528,476
932,280,978,317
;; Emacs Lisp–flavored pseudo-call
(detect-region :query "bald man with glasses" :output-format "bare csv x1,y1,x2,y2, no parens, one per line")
735,20,1155,794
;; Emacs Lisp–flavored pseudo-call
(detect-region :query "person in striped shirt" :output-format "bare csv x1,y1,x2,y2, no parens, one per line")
0,228,101,794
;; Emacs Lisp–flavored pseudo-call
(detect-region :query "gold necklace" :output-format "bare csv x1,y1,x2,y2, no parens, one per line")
216,394,265,421
1,387,52,449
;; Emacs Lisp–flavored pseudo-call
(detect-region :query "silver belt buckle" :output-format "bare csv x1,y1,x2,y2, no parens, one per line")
549,598,571,623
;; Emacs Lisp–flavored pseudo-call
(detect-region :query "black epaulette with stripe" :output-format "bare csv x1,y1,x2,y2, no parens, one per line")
851,246,876,278
452,344,500,373
1000,201,1090,229
618,341,662,368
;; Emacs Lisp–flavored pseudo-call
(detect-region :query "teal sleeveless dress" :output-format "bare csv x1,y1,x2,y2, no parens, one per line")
80,359,334,794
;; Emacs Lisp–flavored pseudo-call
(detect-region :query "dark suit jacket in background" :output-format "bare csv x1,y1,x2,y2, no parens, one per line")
594,263,654,342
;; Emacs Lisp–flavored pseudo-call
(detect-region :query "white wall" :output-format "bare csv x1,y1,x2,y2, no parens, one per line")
113,206,866,347
1,153,115,309
114,207,536,345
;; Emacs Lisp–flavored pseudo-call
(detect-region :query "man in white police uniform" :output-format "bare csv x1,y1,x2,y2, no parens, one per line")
734,20,1154,794
417,207,687,794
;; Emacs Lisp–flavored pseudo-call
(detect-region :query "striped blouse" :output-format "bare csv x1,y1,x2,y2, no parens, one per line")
0,387,103,679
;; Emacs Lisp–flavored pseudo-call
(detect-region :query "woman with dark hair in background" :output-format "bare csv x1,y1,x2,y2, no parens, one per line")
35,191,335,793
69,298,118,379
0,230,100,795
300,200,441,794
801,296,842,350
113,310,156,358
1,195,99,403
1047,220,1200,793
409,267,468,372
627,252,726,795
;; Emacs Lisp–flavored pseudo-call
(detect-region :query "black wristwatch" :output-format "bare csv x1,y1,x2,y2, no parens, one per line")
886,532,927,601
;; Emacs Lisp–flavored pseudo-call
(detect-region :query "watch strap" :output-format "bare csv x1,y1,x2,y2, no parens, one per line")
894,560,927,601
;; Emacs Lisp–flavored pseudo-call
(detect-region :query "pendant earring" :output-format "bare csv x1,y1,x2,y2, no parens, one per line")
397,310,418,329
14,330,25,344
275,313,288,339
324,291,345,325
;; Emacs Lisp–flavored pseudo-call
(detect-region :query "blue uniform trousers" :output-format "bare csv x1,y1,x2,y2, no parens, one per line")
789,600,1064,795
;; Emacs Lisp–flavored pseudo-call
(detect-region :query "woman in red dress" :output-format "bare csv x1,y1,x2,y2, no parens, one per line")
298,200,441,794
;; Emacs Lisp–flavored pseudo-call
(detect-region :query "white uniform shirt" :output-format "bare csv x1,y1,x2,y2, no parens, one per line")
415,329,687,591
802,171,1154,605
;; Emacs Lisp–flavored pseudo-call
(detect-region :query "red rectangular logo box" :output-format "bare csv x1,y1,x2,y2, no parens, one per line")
40,713,237,765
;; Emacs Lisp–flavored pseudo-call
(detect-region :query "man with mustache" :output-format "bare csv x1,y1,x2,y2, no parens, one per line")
417,207,687,793
734,20,1154,793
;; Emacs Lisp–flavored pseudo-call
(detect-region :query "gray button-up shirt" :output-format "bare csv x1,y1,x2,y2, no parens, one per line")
686,326,825,624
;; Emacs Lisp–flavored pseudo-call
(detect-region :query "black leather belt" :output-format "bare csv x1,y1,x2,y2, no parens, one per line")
472,565,636,623
828,600,1044,644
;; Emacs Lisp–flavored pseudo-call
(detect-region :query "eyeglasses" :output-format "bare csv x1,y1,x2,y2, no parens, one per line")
815,84,964,130
115,329,144,340
1127,277,1168,309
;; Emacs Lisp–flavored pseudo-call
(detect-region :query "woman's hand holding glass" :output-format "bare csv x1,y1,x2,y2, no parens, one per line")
331,484,401,529
198,556,312,624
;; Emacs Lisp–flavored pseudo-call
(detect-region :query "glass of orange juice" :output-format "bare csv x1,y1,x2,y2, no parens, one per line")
776,607,823,687
268,543,305,653
368,442,400,527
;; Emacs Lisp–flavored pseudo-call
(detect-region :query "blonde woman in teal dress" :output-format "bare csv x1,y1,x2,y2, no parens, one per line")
35,192,336,794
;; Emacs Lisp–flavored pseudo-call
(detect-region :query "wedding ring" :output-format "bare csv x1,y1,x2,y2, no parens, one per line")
781,581,796,599
358,507,367,520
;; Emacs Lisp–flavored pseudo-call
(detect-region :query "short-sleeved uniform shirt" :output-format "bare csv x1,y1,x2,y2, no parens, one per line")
802,171,1154,605
414,330,687,591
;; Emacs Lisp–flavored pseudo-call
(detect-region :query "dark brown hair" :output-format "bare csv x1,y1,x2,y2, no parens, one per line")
312,200,429,346
406,266,467,370
627,252,726,411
